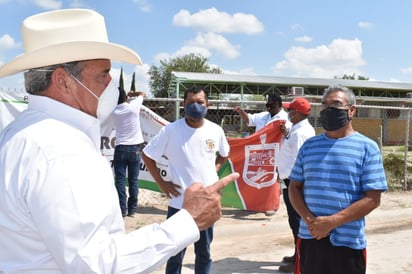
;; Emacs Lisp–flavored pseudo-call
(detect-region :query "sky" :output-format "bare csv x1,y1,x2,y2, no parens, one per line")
1,0,412,95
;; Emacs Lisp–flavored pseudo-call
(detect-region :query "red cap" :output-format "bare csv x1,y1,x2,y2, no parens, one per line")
289,97,311,115
283,102,290,109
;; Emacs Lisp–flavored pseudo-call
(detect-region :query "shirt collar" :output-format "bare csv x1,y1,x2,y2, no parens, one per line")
28,95,101,150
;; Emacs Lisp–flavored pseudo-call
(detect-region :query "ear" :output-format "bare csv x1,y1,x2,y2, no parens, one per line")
50,67,72,94
348,105,357,119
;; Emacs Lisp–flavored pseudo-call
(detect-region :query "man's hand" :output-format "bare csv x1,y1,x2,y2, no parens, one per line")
233,106,242,113
182,172,239,231
158,180,182,199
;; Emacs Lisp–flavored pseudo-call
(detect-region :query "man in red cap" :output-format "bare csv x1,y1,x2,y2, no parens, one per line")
277,97,315,272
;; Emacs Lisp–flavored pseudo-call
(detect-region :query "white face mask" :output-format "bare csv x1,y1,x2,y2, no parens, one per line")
70,75,119,123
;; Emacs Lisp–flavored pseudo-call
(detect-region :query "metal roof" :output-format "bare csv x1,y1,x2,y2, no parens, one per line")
171,72,412,91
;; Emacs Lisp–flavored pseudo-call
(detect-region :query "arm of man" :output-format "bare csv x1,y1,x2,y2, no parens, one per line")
215,154,228,173
233,106,250,124
307,190,382,239
115,172,240,273
288,180,316,223
142,151,181,198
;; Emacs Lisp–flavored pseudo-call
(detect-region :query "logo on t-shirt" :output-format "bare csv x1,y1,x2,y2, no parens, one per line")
205,139,216,152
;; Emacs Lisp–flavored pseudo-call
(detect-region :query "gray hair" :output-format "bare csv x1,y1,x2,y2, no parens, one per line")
24,61,83,95
322,85,356,105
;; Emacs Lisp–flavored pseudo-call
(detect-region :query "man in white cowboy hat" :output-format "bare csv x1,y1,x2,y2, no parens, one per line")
0,9,239,273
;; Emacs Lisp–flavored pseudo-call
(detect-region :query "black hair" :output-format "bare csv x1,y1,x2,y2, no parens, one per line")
183,86,209,102
267,92,282,105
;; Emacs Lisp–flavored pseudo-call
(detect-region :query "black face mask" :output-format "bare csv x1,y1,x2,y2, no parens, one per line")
265,103,277,110
320,107,350,131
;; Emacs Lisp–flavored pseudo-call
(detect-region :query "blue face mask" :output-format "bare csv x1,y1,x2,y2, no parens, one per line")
184,102,208,119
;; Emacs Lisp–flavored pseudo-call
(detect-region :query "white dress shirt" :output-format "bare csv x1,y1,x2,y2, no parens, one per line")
0,95,199,274
248,108,290,131
111,96,144,146
277,119,315,180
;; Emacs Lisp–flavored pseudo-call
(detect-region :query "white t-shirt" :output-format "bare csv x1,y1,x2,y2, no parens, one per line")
277,118,315,179
143,118,230,209
111,96,144,146
248,108,290,131
0,95,199,273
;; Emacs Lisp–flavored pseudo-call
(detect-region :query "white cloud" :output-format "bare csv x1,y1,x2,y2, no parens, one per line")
294,35,312,43
155,32,240,62
132,0,151,13
173,7,264,34
33,0,62,9
68,0,89,8
400,67,412,74
185,32,240,59
358,21,373,29
273,38,366,78
291,24,303,31
174,46,212,59
222,67,257,76
0,34,19,51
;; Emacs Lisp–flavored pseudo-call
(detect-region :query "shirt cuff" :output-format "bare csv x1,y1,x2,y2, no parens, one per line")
161,209,200,247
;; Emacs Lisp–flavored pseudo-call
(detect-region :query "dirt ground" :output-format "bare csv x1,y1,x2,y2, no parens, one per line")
124,190,412,274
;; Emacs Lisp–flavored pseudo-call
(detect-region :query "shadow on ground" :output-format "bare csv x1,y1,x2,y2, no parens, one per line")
222,208,275,221
184,257,286,273
137,206,167,216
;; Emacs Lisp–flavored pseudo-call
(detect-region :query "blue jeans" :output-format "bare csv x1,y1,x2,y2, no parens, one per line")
113,144,142,216
165,207,213,274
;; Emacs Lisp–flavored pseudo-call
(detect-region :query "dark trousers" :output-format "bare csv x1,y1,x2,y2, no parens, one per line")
283,178,300,255
113,144,142,216
297,237,366,274
165,206,213,274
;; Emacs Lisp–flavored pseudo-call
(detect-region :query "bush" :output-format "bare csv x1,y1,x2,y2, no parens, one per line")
383,153,409,191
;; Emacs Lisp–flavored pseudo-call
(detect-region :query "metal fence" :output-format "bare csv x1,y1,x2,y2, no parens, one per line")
143,98,412,191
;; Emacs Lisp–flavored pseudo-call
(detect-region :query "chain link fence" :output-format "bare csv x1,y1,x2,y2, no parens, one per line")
144,98,412,191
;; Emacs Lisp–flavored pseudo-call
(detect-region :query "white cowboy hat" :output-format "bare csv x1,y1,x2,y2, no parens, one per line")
0,9,142,77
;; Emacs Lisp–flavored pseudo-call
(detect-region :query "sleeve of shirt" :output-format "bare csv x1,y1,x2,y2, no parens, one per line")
143,126,169,162
114,209,199,274
360,142,388,192
130,96,144,108
247,113,258,127
288,143,305,183
218,128,230,157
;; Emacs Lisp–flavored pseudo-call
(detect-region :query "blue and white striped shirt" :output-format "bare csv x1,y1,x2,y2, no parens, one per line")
289,132,388,249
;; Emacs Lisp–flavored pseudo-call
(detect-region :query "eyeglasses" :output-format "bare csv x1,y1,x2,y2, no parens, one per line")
320,102,352,110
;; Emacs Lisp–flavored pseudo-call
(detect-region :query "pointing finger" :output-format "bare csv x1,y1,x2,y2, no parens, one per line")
206,172,239,193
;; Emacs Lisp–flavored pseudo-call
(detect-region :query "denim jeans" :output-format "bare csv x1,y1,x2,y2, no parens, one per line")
113,144,142,216
165,206,213,274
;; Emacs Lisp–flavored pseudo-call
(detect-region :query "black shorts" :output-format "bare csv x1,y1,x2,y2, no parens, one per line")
296,237,366,274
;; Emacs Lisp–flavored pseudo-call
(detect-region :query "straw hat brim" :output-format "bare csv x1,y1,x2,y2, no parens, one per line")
0,41,142,77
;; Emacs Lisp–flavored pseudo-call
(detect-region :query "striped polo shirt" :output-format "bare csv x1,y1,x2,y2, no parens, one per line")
289,132,388,249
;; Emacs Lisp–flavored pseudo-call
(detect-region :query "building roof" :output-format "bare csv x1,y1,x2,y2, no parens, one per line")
172,71,412,91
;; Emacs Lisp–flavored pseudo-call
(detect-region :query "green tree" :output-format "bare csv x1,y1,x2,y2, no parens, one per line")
119,67,124,91
148,53,222,97
335,73,369,80
130,72,136,91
